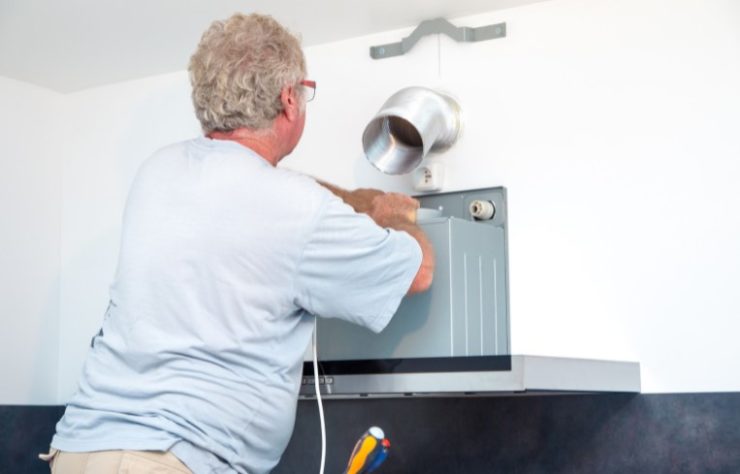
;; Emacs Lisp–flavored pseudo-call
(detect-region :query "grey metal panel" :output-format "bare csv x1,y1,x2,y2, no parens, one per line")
449,220,467,356
418,187,510,353
464,253,482,356
449,219,508,356
316,216,508,360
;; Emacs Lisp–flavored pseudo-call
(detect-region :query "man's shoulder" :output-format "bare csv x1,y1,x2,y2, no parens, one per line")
135,139,192,173
149,138,192,158
269,167,338,209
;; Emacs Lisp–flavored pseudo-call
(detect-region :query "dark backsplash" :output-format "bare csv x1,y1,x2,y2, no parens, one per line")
4,393,740,473
277,393,740,474
0,405,64,473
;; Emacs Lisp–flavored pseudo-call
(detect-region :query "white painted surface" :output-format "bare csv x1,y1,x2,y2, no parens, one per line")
0,77,63,404
288,0,740,393
3,0,740,403
0,0,548,92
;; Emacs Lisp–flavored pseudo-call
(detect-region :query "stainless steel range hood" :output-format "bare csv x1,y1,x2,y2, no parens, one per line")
300,187,640,399
300,355,640,398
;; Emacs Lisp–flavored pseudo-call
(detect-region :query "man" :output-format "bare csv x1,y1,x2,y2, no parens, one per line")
44,12,434,474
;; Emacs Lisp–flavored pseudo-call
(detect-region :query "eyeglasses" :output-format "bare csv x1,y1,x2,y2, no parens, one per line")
299,80,316,102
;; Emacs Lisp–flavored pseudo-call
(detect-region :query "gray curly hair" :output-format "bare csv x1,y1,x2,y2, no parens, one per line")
189,13,306,133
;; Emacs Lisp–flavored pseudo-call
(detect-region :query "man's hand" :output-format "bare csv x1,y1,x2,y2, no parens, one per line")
366,193,420,228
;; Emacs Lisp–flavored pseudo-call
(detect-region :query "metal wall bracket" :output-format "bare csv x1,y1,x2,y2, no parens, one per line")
370,18,506,60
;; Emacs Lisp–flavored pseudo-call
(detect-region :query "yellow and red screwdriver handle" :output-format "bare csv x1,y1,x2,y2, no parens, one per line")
344,426,390,474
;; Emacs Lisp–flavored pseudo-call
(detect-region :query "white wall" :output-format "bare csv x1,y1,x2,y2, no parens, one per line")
22,0,740,401
0,77,63,404
289,0,740,392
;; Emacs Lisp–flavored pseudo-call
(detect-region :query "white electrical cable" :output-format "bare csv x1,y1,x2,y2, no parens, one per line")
312,318,326,474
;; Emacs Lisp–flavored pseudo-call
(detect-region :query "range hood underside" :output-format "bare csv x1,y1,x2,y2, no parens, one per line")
299,355,641,399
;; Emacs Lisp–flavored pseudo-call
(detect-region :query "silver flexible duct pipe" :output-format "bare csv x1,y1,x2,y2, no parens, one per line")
362,87,462,175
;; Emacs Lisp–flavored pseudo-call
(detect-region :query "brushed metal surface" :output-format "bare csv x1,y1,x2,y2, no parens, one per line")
299,356,640,398
362,87,461,175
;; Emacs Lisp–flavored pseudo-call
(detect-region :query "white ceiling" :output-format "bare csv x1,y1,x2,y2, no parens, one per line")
0,0,546,93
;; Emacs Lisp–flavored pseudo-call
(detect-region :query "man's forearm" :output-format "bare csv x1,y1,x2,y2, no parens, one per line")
317,180,349,201
317,180,383,215
386,219,435,294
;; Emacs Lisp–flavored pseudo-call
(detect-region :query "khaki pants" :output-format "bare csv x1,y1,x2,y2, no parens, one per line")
40,448,193,474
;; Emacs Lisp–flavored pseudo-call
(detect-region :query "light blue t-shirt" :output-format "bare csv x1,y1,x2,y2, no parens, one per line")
51,137,422,473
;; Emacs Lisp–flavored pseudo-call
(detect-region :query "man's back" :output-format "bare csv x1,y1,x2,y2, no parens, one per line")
52,137,422,473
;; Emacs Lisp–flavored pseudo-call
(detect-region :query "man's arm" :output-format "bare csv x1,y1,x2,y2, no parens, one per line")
317,181,434,294
317,181,383,215
380,216,434,294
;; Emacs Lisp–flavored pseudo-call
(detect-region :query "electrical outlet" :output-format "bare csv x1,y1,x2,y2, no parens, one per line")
412,163,444,191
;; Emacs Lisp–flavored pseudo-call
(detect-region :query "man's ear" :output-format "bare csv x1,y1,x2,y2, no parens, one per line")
280,86,299,121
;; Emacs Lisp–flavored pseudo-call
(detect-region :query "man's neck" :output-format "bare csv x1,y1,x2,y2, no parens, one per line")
207,128,283,167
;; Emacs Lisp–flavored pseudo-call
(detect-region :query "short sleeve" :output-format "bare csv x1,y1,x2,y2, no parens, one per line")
294,195,423,333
